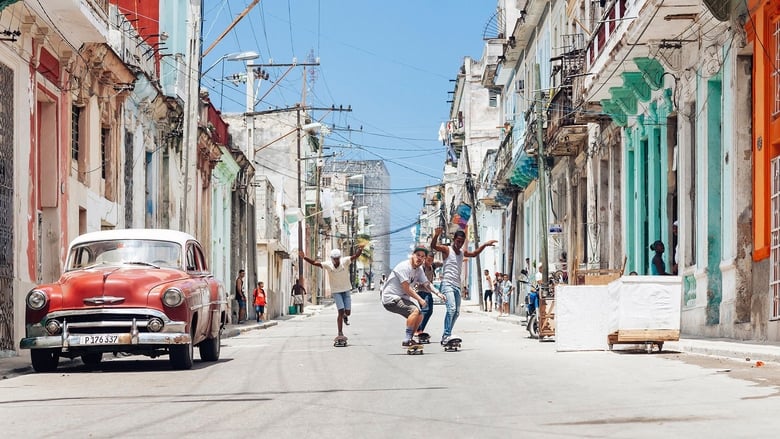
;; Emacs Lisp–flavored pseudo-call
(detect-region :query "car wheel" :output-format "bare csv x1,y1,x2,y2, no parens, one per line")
170,330,194,370
31,348,60,373
198,328,221,362
81,352,103,367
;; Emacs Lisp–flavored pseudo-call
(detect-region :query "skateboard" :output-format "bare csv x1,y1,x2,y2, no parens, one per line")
443,337,462,352
416,332,431,344
404,342,424,355
333,335,348,347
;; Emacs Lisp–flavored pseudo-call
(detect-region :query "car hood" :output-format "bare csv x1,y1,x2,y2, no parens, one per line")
57,266,187,309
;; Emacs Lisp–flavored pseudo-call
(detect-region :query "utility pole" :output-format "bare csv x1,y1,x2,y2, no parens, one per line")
534,63,552,339
462,143,484,306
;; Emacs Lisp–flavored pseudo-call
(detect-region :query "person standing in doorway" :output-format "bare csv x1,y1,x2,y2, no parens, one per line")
650,240,672,275
483,269,493,312
299,245,364,339
290,278,306,314
235,269,247,323
252,281,267,323
431,227,497,345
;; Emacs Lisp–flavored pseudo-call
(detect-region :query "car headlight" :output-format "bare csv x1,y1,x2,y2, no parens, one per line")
162,288,184,307
26,290,48,310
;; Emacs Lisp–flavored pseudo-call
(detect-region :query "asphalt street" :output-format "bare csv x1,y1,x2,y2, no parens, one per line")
2,291,780,437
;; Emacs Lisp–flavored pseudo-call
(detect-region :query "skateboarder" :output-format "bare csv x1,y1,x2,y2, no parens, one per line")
415,251,438,341
431,227,497,345
299,245,364,341
381,247,443,348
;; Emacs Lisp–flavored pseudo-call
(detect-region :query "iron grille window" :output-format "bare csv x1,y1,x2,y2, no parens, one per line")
771,157,780,318
71,105,80,163
101,127,109,179
774,19,780,117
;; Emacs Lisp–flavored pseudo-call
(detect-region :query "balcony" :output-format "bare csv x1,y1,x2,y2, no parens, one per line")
546,34,587,156
546,87,587,156
30,0,109,43
581,0,704,105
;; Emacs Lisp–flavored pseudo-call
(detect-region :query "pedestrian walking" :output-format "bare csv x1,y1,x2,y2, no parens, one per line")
299,245,364,340
431,227,496,345
235,269,247,323
253,281,267,323
382,247,443,347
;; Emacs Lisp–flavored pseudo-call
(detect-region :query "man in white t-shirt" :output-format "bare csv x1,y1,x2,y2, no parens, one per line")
300,245,364,339
382,247,444,347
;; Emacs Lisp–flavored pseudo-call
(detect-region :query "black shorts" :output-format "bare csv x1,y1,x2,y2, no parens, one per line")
484,289,493,300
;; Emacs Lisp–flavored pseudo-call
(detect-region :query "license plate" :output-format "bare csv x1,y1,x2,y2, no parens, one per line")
79,335,119,345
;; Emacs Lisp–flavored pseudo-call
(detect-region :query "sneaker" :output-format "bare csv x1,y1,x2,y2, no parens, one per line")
440,335,450,345
344,315,350,325
402,339,418,347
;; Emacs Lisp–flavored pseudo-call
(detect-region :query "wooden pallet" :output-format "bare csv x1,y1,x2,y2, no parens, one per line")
608,330,679,353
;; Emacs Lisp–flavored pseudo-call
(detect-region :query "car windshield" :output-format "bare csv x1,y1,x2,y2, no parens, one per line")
66,239,182,271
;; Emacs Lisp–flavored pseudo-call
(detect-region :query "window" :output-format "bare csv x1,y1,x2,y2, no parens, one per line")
771,157,779,318
773,18,780,117
101,127,109,180
489,89,499,108
71,105,80,163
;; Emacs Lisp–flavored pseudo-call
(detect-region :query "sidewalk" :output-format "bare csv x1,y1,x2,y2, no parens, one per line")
0,304,325,379
462,302,780,364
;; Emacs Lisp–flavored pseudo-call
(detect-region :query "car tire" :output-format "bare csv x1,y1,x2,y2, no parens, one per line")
31,348,60,373
81,352,103,367
198,328,221,362
170,332,194,370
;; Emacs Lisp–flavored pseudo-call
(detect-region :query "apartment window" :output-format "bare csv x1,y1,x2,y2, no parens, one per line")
489,89,499,108
771,157,780,318
322,176,331,187
773,18,780,116
101,127,109,179
71,105,80,162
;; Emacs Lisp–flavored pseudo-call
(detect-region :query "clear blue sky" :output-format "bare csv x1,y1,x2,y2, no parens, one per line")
201,0,490,265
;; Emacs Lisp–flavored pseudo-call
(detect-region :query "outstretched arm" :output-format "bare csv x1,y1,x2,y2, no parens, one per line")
349,244,365,262
298,250,322,267
464,240,498,258
431,227,449,255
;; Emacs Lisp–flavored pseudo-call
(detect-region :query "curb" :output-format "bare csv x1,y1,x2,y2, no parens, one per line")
664,339,780,364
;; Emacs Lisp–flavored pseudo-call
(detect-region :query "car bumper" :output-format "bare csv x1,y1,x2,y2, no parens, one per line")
20,317,190,351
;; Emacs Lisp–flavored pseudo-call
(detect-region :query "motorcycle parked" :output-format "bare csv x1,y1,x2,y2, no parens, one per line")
525,286,540,338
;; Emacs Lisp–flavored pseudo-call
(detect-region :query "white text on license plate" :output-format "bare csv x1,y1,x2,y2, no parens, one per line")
79,335,119,344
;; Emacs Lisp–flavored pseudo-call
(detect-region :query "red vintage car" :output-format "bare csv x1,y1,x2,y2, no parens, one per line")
20,229,228,372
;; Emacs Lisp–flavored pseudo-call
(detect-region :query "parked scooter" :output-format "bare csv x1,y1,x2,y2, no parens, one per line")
525,285,540,338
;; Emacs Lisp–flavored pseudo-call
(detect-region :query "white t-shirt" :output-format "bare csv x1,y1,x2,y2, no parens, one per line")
381,259,428,305
320,257,353,293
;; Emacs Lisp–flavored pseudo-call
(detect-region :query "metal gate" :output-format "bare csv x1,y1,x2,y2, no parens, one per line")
0,62,14,351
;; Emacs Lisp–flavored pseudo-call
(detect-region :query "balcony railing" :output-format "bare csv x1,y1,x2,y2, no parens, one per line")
585,0,629,71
